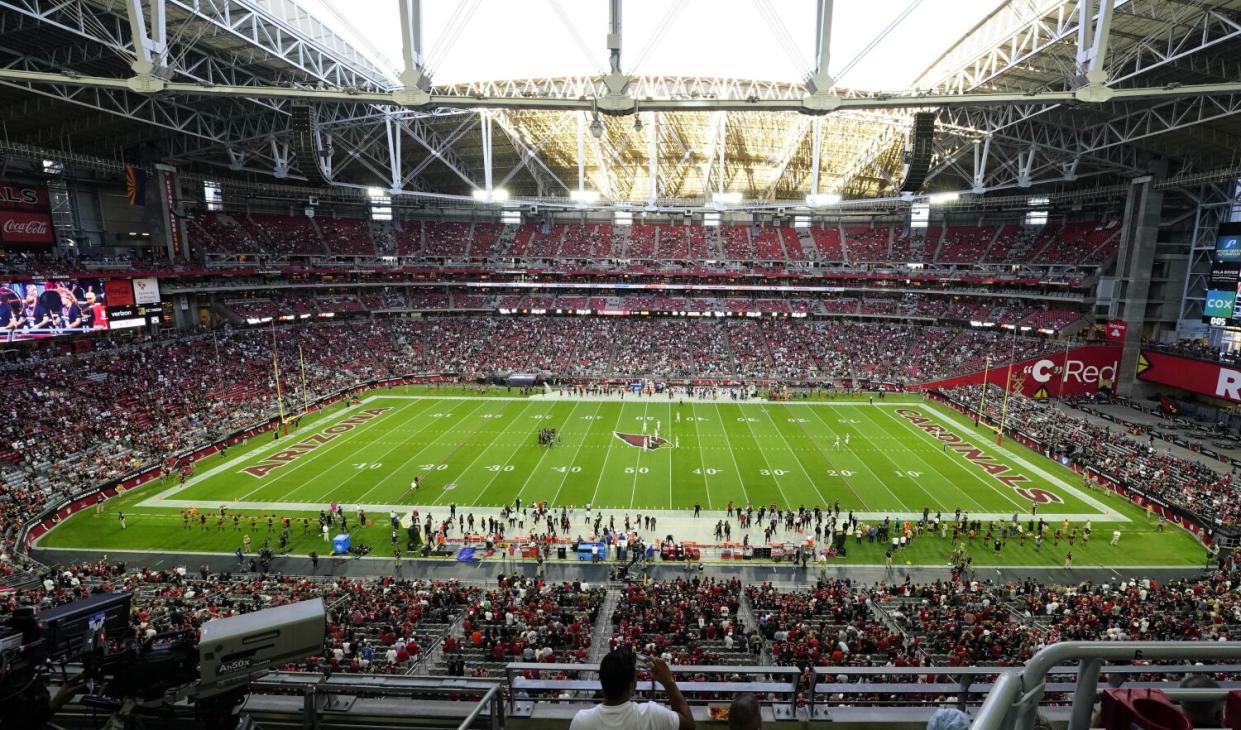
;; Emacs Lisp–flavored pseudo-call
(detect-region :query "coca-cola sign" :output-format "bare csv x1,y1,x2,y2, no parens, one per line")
0,211,54,243
0,181,49,211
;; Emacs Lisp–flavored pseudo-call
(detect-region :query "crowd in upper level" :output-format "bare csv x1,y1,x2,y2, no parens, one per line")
184,211,1120,269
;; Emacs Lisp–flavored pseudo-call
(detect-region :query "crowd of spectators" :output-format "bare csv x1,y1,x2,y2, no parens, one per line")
6,564,1238,685
438,575,605,677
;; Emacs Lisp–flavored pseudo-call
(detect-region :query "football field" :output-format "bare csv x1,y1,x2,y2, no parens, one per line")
39,387,1208,566
144,392,1113,519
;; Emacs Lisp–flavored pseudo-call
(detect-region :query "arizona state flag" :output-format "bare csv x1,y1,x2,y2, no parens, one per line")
124,165,145,206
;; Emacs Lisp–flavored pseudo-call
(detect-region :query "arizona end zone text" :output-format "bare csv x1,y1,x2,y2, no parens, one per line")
895,408,1063,504
242,408,391,478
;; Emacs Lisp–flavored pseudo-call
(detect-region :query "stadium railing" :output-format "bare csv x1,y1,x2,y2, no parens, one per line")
972,641,1241,730
240,672,505,730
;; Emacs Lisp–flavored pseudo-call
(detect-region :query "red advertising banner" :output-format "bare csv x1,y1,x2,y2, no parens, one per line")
104,278,135,307
1136,349,1241,403
918,345,1122,399
1105,320,1127,342
0,181,49,211
0,210,53,244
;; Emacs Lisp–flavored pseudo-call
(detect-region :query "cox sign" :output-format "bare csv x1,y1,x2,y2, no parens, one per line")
1204,290,1237,319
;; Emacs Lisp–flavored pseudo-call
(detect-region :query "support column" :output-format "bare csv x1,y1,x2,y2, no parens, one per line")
1115,175,1164,395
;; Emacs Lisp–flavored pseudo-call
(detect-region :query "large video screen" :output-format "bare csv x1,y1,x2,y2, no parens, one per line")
0,278,109,341
1216,222,1241,263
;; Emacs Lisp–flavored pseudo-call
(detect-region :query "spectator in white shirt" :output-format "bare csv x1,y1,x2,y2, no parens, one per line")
569,648,694,730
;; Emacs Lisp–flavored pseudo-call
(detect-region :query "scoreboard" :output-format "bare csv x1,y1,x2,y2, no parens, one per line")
1203,223,1241,328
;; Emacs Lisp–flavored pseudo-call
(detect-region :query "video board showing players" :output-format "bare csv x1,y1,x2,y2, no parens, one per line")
0,279,108,342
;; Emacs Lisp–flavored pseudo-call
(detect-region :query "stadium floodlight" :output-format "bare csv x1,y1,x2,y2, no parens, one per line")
703,211,721,227
927,192,960,205
569,190,600,204
472,188,509,203
806,192,842,207
713,191,743,206
614,210,633,226
366,186,386,198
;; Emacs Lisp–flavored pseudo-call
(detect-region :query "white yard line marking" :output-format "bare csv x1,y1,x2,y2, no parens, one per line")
588,401,633,508
800,405,903,510
858,405,986,512
362,399,516,506
514,401,585,503
547,402,600,508
758,406,832,508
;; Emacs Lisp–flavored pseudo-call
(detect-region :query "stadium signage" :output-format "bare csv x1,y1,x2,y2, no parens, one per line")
1137,349,1241,404
917,346,1121,399
894,408,1063,504
241,408,391,478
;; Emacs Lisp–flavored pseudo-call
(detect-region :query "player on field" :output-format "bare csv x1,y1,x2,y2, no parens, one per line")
833,435,840,449
844,433,851,447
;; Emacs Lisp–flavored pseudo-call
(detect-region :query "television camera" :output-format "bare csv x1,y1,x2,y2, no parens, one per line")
0,594,326,729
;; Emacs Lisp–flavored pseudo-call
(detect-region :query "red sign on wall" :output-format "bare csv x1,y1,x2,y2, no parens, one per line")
0,210,53,244
1137,349,1241,403
104,278,136,307
0,181,49,211
918,345,1122,399
1105,320,1128,342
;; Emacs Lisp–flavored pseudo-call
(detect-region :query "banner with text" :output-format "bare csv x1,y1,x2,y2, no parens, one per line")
131,276,160,305
917,345,1122,399
0,180,52,245
1136,349,1241,403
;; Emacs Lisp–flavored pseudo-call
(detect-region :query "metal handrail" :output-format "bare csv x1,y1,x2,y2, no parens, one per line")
971,641,1241,730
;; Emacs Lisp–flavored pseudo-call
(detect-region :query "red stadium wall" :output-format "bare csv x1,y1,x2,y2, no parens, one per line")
917,345,1122,398
1136,349,1241,403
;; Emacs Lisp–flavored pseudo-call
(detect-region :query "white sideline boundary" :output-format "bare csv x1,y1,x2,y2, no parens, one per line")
137,395,1125,523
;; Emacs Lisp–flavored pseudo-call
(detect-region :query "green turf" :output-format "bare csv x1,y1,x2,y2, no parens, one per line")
38,389,1207,567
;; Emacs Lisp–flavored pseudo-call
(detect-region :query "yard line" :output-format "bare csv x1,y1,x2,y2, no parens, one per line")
513,401,585,503
733,406,794,510
412,400,531,506
799,404,904,510
628,402,651,509
711,404,752,507
278,398,485,503
349,400,507,505
239,399,430,502
873,405,1027,514
666,402,675,509
689,402,715,509
451,401,549,506
757,406,832,508
589,401,633,508
547,402,602,508
847,405,976,512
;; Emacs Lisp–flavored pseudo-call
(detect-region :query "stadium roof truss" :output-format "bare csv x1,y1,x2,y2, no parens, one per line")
0,0,1238,211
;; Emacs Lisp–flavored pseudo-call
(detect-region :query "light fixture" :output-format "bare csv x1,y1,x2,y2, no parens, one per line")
927,192,960,205
589,116,604,139
472,188,509,202
806,192,842,207
712,191,743,206
570,190,600,204
633,115,643,132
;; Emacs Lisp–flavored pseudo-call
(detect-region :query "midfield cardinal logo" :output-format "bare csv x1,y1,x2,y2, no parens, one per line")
613,432,673,450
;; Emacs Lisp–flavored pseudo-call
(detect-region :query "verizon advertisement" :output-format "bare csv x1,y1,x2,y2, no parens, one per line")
0,180,53,246
918,345,1122,398
1137,349,1241,404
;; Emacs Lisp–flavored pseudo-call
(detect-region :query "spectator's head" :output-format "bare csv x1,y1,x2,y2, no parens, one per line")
599,648,637,704
729,693,762,729
927,708,970,730
1178,675,1223,728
